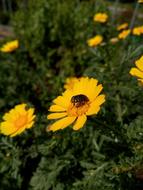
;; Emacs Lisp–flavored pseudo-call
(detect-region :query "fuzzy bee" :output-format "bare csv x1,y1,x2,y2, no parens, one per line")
71,94,89,108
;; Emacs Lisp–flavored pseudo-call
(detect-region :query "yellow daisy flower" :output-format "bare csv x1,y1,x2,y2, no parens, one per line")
117,23,128,31
64,77,83,90
132,26,143,36
130,55,143,84
47,77,105,131
118,29,131,39
0,104,36,137
138,0,143,3
0,40,19,53
93,13,108,23
87,35,103,47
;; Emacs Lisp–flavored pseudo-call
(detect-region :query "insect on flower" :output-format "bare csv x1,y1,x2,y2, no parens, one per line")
71,94,89,108
47,77,105,131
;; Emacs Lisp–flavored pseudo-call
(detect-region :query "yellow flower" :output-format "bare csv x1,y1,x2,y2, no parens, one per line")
117,23,128,31
132,26,143,36
118,29,131,39
130,55,143,84
0,104,36,137
47,77,105,131
138,0,143,3
87,35,103,47
109,37,119,44
0,40,19,53
93,13,108,23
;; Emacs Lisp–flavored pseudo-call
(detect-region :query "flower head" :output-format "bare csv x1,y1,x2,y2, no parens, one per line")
132,26,143,36
118,29,131,39
130,55,143,84
0,104,35,137
117,23,128,31
138,0,143,3
93,13,108,23
47,77,105,131
87,35,103,47
0,40,19,53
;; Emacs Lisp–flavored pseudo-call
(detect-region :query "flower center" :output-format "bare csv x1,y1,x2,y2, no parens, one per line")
15,114,28,128
68,94,90,116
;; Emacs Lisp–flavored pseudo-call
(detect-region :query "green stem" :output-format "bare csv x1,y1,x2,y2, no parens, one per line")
129,2,139,29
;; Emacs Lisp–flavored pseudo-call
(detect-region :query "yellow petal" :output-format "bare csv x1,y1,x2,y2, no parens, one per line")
130,68,143,79
86,106,100,116
86,95,105,115
15,103,26,110
72,77,89,94
47,112,67,119
62,90,74,102
3,112,15,121
53,96,70,108
49,105,66,112
94,94,105,106
10,126,26,137
27,108,34,117
15,104,26,114
27,108,35,122
26,121,35,129
48,116,76,132
92,85,103,100
9,108,19,118
3,108,19,121
73,115,87,130
135,57,143,71
28,115,36,122
82,78,99,100
0,122,16,135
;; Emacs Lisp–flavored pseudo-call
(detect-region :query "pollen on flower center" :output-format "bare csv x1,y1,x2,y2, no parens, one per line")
15,114,28,128
67,94,90,116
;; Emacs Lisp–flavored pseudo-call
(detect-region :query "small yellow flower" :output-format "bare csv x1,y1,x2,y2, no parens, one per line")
93,13,108,23
47,77,105,131
130,55,143,84
117,23,128,31
109,37,119,44
64,77,81,90
87,35,103,47
0,40,19,53
132,26,143,36
0,104,36,137
138,0,143,3
118,29,131,39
